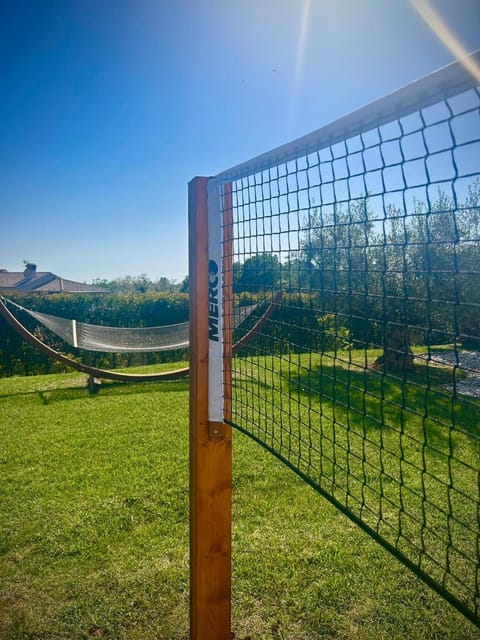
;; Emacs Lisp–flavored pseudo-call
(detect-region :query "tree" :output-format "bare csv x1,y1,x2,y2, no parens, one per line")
234,253,281,293
90,274,180,293
179,275,189,293
300,199,376,349
380,184,480,351
298,185,480,372
453,179,480,348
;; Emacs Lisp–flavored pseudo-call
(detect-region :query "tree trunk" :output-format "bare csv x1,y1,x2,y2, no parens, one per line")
372,325,415,373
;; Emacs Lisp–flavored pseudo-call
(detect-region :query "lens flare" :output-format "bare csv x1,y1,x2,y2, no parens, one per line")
288,0,311,136
411,0,480,82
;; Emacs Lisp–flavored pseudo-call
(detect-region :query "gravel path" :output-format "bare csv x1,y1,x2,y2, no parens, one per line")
417,350,480,398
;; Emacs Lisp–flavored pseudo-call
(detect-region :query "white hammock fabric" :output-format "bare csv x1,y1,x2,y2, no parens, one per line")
25,308,190,353
7,299,258,353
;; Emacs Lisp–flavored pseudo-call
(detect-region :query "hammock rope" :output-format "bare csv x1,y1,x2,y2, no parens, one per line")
0,295,279,383
4,298,258,353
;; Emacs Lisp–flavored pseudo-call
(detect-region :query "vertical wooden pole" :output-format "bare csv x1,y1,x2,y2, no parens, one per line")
189,177,232,640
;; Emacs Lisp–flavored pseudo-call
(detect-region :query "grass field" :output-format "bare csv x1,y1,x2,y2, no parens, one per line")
1,360,480,639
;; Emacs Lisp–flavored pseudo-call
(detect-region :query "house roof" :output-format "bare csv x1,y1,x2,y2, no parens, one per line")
0,265,108,294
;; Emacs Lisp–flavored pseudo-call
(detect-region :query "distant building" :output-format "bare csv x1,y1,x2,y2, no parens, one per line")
0,263,108,294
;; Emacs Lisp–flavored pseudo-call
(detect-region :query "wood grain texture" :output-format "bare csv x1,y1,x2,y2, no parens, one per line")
189,177,232,640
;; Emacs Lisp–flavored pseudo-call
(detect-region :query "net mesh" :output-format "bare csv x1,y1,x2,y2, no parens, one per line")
215,61,480,624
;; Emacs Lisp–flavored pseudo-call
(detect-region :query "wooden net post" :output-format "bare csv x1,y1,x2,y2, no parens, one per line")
188,177,232,640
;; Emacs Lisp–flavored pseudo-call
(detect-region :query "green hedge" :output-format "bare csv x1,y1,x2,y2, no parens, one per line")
0,291,372,378
233,292,352,356
0,293,189,377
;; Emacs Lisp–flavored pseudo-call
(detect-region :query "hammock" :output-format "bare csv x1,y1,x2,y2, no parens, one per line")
0,295,279,383
2,298,258,353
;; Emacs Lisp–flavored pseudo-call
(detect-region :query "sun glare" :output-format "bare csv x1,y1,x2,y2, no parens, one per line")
288,0,311,136
411,0,480,82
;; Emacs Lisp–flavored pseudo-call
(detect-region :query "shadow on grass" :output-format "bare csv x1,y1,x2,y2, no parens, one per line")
286,355,479,445
0,386,87,401
95,378,190,398
231,352,478,455
0,378,190,403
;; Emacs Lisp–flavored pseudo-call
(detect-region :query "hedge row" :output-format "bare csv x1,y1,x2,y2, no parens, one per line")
0,293,189,377
233,292,352,356
1,291,368,378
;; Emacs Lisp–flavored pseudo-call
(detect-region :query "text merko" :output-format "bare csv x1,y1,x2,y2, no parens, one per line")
208,259,219,342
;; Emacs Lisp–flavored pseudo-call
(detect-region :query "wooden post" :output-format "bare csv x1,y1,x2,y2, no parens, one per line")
189,177,232,640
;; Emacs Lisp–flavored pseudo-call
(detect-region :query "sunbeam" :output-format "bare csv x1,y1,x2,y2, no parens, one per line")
288,0,311,137
411,0,480,81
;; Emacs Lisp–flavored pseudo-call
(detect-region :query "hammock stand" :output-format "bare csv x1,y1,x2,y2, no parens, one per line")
0,294,281,384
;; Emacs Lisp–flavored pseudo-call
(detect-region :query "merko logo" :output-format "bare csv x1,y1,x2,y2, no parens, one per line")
208,259,219,342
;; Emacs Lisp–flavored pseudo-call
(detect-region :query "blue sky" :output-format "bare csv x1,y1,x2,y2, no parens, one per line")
1,0,479,284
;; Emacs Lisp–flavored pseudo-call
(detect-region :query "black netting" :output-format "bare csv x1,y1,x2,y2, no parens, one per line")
218,78,480,624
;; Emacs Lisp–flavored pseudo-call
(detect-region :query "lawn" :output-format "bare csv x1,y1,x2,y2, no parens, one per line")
1,360,480,639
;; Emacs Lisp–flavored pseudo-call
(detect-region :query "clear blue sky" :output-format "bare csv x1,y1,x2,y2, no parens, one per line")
1,0,479,284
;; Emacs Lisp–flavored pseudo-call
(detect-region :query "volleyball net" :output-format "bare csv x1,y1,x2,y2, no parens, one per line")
197,51,480,628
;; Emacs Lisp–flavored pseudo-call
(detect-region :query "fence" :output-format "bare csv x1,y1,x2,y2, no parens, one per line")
189,51,480,638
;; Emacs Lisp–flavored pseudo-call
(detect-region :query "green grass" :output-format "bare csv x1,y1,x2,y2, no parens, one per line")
232,348,480,622
1,360,479,639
